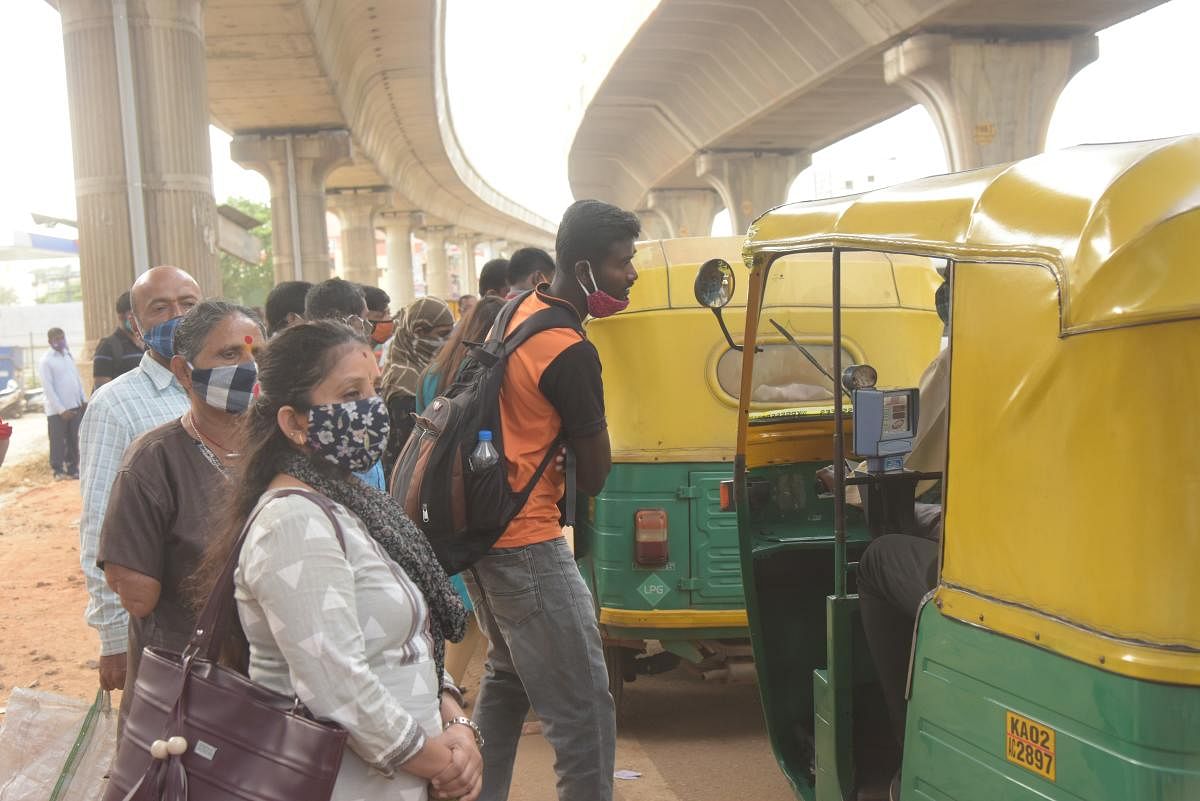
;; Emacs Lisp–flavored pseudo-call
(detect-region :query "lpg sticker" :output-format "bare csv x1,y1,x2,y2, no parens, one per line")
1005,711,1055,781
194,740,218,761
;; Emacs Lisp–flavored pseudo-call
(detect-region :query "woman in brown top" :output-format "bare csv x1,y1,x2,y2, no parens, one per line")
98,300,265,721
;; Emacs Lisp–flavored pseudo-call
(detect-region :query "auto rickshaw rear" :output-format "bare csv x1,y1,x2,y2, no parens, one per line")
720,135,1200,800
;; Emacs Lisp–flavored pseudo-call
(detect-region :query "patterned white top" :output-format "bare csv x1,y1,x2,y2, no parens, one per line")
79,351,188,655
235,490,441,801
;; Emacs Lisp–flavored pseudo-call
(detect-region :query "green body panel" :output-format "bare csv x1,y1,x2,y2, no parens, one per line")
903,604,1200,800
576,462,747,657
737,461,876,799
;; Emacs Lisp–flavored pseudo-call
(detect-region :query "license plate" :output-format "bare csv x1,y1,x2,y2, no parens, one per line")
1005,710,1056,781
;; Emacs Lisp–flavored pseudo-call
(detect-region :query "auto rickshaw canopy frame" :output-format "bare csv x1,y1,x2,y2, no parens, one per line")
735,135,1200,685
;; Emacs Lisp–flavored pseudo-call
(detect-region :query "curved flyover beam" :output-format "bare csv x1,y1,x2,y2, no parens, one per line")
303,0,555,248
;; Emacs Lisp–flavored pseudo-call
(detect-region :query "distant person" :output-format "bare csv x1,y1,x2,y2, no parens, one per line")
457,293,478,321
305,278,369,325
359,284,395,360
40,327,87,480
0,416,11,467
304,278,388,491
477,258,510,298
92,291,144,387
98,301,264,724
381,297,454,477
464,199,639,801
506,247,556,296
264,280,312,338
79,266,201,694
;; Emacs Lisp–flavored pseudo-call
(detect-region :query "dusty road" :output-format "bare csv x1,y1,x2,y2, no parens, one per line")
0,441,794,800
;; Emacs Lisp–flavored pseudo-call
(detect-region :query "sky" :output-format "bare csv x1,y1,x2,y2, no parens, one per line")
0,0,1198,237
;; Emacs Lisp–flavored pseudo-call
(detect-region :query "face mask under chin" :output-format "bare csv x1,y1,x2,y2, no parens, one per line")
577,265,630,318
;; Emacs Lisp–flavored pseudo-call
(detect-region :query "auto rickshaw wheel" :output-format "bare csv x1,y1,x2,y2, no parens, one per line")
604,645,637,717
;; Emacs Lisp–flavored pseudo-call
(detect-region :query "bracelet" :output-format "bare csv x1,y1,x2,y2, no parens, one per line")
444,715,485,748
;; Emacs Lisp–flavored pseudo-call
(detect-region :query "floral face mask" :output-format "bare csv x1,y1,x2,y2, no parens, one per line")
305,396,391,473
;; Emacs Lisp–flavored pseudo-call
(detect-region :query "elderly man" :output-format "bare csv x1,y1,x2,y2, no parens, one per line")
78,266,202,692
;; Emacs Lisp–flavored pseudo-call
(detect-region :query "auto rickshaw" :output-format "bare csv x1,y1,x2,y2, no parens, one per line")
576,236,943,710
694,135,1200,800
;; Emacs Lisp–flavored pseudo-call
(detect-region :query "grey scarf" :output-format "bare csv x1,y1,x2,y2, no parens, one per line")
280,452,466,685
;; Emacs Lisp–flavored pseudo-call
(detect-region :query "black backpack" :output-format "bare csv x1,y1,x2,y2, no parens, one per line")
390,292,581,574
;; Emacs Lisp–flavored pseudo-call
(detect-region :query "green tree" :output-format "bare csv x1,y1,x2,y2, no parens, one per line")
219,196,274,307
0,285,18,305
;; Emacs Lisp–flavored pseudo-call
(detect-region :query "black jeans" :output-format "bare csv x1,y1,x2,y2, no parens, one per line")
857,531,940,745
47,411,81,476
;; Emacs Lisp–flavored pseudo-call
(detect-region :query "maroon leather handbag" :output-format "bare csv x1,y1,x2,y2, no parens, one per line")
103,489,350,801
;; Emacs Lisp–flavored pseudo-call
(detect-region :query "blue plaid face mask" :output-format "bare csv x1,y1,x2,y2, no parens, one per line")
189,360,258,415
141,316,184,359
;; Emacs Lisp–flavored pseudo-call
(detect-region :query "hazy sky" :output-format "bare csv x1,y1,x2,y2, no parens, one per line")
1,0,1198,235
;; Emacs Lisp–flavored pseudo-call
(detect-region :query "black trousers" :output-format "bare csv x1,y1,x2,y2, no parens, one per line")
857,531,940,745
47,411,81,476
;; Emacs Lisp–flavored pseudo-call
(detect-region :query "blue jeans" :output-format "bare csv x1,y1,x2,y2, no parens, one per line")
464,537,615,801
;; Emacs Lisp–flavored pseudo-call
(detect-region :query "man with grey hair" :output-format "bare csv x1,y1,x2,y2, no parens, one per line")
79,265,202,693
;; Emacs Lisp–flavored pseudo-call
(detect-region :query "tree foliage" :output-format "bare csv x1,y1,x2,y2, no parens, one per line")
219,197,274,307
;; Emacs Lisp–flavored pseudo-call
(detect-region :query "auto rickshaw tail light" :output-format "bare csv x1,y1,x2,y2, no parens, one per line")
719,480,734,512
634,509,669,566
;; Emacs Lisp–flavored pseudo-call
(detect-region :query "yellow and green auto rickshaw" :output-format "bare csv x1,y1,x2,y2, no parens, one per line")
576,236,943,709
695,135,1200,800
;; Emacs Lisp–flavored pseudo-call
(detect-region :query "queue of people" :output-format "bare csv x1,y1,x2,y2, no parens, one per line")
75,198,642,801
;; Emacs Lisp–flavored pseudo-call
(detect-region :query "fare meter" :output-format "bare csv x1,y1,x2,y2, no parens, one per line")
842,365,919,473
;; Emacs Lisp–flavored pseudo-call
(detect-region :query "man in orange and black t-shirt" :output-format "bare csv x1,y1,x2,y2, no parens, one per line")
463,200,640,801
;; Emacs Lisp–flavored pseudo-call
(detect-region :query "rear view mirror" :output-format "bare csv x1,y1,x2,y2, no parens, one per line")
694,259,735,309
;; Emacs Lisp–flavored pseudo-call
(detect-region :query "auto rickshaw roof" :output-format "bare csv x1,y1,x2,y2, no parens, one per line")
747,135,1200,335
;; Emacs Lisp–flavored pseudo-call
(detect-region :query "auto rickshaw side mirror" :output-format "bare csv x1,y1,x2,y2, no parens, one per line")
694,258,742,352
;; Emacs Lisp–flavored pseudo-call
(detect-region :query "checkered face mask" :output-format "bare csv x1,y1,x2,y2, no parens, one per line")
189,360,258,415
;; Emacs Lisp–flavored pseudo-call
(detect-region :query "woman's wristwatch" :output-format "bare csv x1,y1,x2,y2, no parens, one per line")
444,716,485,748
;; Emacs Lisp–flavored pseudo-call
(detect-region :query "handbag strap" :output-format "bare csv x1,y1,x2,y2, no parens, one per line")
188,487,349,662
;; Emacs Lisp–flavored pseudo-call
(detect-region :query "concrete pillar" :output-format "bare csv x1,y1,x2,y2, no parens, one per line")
636,210,672,241
457,234,481,295
379,211,420,308
60,0,220,346
328,190,387,286
696,150,810,235
231,131,352,284
420,226,453,299
647,188,722,238
884,33,1098,171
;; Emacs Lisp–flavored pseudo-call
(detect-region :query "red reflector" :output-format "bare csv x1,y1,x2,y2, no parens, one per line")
719,480,734,512
634,509,669,566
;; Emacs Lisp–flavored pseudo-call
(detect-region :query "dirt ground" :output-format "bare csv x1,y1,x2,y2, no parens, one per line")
0,454,102,710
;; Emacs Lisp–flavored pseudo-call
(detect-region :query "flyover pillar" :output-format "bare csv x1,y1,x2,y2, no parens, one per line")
60,0,220,344
420,226,453,300
647,189,722,238
379,211,420,309
884,33,1098,171
457,234,480,295
696,151,810,236
231,131,352,285
328,190,388,286
636,211,672,242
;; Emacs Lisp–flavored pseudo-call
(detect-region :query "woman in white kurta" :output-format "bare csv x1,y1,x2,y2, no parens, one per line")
192,320,479,801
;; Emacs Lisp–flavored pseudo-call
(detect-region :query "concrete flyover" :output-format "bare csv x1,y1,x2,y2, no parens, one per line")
54,0,554,343
569,0,1166,237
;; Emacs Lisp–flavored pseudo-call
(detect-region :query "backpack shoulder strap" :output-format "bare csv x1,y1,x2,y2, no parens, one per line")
500,302,583,355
